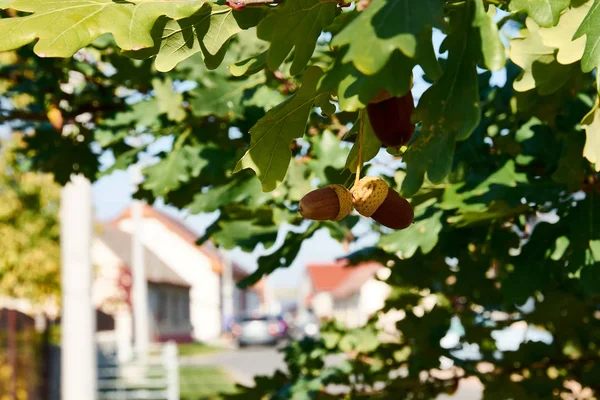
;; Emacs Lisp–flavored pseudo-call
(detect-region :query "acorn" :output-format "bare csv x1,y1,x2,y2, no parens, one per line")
299,184,353,221
366,89,415,149
351,176,414,230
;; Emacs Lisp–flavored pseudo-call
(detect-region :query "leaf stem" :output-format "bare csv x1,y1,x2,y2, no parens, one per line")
354,110,364,187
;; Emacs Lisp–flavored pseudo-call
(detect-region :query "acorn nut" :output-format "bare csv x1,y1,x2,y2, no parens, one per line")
299,184,353,221
367,89,415,149
351,176,414,230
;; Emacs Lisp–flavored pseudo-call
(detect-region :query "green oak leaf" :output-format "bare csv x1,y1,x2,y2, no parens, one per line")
441,160,529,214
308,130,348,183
143,151,191,197
451,201,530,227
238,223,320,288
257,0,338,75
345,111,382,172
509,0,570,27
100,145,148,177
190,73,266,118
95,99,161,147
538,0,592,65
551,236,570,260
573,0,600,72
152,78,186,122
581,103,600,171
338,326,380,353
509,18,574,95
127,5,265,72
379,209,443,258
319,48,422,112
142,132,201,197
189,176,267,214
234,66,328,192
230,51,268,77
276,160,312,202
472,0,506,71
401,5,482,197
244,85,287,111
212,220,279,250
0,0,11,9
330,0,443,75
0,0,206,57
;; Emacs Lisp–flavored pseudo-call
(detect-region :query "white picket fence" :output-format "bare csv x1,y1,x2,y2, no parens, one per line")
97,342,179,400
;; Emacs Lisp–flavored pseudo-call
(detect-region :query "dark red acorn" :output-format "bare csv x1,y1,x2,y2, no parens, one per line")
366,90,415,149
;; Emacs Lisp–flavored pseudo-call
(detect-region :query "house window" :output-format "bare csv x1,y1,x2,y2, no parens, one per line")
157,288,167,323
168,289,178,325
149,284,190,328
180,291,189,325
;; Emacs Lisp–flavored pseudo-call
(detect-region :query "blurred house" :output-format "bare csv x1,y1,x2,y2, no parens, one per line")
301,258,391,329
91,204,264,344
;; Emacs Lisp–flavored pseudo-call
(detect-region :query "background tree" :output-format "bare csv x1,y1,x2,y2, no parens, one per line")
0,136,60,400
0,137,60,302
1,0,600,398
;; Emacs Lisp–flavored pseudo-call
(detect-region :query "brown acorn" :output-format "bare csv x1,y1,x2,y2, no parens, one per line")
366,89,415,149
299,185,353,221
351,177,413,230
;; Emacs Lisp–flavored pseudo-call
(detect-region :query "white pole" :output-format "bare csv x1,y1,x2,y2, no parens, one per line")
222,255,234,332
131,198,150,356
164,341,179,400
60,174,97,400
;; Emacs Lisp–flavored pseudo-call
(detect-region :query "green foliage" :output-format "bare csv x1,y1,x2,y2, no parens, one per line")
344,111,381,172
234,66,333,191
0,0,206,57
581,102,600,171
401,1,489,196
573,0,600,72
258,0,339,75
0,138,61,302
509,0,570,27
331,0,443,75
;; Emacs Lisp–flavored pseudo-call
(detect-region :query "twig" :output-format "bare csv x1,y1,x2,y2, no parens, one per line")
354,111,364,187
226,0,343,9
226,0,283,10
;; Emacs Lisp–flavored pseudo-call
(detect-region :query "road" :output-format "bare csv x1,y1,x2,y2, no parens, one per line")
180,345,287,386
181,346,483,399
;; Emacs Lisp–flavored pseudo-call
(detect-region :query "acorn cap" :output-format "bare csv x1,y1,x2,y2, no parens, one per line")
299,185,352,221
328,184,353,221
351,177,388,218
370,89,393,104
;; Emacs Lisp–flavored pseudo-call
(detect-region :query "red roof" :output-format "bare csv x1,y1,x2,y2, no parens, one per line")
331,263,381,299
306,260,381,299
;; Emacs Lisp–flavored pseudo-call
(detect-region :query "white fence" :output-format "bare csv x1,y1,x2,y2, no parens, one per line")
97,342,179,400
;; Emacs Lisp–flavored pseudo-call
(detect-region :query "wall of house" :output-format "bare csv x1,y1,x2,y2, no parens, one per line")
312,292,333,319
118,218,222,342
91,239,125,315
358,278,391,324
332,293,361,328
328,278,391,329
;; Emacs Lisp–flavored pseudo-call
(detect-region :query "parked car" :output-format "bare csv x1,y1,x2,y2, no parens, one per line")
232,315,281,347
274,314,290,339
